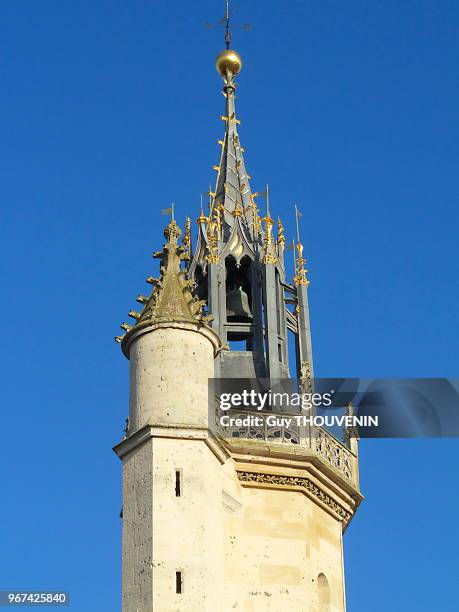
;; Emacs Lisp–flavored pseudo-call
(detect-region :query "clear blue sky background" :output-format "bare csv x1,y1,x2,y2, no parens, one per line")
1,1,458,610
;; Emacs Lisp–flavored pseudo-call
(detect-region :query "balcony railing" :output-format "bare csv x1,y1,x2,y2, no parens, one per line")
213,408,359,487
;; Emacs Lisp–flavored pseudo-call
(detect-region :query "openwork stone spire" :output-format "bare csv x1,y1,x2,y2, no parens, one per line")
183,48,315,382
212,52,259,241
116,219,208,352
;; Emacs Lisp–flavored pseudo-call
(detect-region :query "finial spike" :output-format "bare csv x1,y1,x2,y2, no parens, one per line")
225,0,231,49
208,184,213,209
295,204,301,242
266,184,270,218
292,238,296,274
161,203,175,221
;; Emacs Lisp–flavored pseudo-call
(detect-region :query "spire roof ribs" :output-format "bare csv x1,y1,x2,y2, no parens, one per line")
188,220,209,275
213,82,255,241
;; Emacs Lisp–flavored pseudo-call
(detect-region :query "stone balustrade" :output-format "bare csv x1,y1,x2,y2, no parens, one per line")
214,408,358,486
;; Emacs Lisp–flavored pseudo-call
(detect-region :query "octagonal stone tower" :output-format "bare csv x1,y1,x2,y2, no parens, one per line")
114,45,362,612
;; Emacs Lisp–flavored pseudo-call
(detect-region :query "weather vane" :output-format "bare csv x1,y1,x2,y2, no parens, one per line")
205,0,251,49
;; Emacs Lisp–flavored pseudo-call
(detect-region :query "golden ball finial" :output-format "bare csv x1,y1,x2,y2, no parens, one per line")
216,49,243,77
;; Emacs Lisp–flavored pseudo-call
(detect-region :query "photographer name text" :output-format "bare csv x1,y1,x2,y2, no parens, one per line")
219,414,378,428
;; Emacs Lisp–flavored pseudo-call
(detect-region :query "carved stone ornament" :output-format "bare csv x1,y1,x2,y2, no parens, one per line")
236,470,352,525
299,360,313,395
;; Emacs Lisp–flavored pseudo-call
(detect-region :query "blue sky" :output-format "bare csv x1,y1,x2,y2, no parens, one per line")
1,1,458,609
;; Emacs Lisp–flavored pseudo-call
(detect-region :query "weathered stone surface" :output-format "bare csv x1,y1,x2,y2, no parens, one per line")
116,316,358,610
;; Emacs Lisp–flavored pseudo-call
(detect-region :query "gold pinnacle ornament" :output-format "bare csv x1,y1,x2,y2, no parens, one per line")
182,216,192,260
261,215,278,265
205,220,220,264
293,241,310,287
277,218,285,248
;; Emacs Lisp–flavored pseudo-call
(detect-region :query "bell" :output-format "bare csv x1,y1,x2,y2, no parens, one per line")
226,286,253,322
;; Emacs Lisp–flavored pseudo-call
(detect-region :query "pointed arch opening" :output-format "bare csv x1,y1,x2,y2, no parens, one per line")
225,255,254,351
225,255,253,321
317,573,331,610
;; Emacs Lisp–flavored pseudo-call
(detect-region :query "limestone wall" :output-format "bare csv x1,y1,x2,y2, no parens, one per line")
120,322,350,611
128,326,216,433
222,475,346,611
122,439,154,611
151,437,224,611
122,436,348,612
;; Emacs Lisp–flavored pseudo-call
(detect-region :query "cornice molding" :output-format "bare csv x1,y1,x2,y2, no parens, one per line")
236,470,353,528
113,424,230,465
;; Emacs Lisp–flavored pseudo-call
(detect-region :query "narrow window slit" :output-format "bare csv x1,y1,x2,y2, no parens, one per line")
176,571,182,594
175,470,182,497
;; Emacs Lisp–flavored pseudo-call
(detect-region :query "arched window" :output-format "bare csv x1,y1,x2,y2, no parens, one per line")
225,255,252,318
317,573,330,610
194,265,208,303
225,255,254,350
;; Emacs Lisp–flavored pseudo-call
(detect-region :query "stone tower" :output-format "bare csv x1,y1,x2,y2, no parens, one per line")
114,46,362,612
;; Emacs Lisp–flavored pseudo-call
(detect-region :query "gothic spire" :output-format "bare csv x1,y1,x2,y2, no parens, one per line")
212,50,260,242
